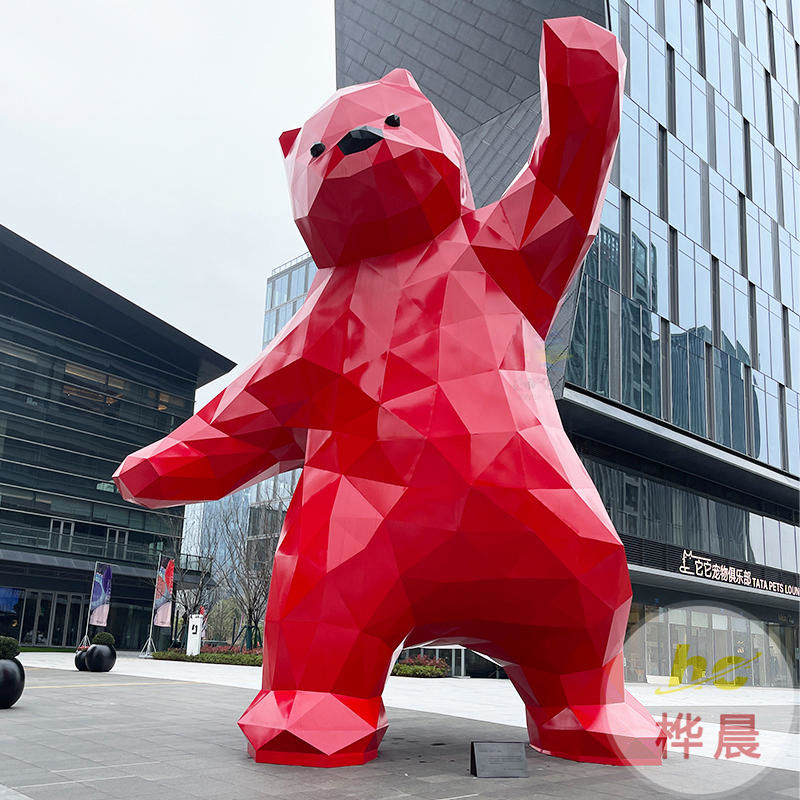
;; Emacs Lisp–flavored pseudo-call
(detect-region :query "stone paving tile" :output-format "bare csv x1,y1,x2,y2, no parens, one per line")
12,785,112,800
2,668,797,800
0,765,54,787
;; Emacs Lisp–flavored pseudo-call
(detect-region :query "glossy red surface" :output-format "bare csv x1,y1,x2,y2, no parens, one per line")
114,17,665,768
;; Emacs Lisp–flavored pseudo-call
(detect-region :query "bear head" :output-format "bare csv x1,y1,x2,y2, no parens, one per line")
280,69,474,267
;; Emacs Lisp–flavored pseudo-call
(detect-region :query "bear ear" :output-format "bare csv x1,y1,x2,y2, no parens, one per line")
380,68,420,92
279,127,301,158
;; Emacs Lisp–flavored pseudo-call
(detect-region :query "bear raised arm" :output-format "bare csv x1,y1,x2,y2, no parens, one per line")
471,17,625,338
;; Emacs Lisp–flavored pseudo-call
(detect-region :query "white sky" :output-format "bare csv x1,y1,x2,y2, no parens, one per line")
0,1,335,407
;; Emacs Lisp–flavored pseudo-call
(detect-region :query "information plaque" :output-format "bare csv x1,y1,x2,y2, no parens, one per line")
469,741,528,778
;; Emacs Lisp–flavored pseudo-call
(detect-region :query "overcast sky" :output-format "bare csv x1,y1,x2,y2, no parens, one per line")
0,1,335,407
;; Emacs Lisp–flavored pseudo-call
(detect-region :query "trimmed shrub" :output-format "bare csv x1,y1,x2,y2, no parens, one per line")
152,651,262,667
391,663,448,677
391,654,448,678
91,632,115,647
200,645,263,655
0,636,20,660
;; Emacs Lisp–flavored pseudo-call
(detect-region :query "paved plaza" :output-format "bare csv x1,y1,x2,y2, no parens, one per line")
0,654,797,800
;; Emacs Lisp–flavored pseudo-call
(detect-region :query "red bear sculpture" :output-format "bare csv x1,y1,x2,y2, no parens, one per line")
115,17,666,767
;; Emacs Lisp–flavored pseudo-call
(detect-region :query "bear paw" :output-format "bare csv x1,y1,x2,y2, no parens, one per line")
527,690,666,765
238,690,388,767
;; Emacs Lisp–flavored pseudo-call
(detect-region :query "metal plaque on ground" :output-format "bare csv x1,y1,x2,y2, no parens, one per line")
469,741,528,777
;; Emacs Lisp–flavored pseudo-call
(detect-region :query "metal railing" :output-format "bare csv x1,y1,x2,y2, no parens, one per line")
270,252,312,276
178,553,214,573
0,523,208,573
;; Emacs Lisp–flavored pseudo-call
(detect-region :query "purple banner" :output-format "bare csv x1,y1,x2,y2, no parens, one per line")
88,563,112,626
153,556,174,628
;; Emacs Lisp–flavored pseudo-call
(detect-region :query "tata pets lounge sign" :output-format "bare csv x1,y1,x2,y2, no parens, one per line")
678,549,800,597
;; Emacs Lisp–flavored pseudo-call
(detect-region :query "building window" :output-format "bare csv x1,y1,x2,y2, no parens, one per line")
671,327,690,429
566,277,587,389
786,390,800,474
587,278,610,397
271,272,290,306
622,298,643,409
787,310,800,390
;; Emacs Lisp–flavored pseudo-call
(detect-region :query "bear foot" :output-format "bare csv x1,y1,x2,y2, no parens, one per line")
238,690,388,767
527,691,666,765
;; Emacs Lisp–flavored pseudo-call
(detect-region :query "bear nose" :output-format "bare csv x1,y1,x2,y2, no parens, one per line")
337,125,383,155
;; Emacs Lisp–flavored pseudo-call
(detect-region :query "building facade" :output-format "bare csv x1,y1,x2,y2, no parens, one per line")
0,225,233,649
326,0,800,684
252,254,317,521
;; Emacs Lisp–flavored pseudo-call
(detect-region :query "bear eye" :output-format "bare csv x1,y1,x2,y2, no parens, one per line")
385,114,401,127
310,142,326,158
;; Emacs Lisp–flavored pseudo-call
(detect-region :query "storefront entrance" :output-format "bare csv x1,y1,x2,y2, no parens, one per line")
624,587,799,688
19,590,86,648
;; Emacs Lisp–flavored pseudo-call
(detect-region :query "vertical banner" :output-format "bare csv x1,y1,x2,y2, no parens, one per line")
153,556,174,628
88,562,113,626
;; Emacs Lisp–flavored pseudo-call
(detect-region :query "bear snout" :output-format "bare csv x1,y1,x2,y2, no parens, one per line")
337,125,383,155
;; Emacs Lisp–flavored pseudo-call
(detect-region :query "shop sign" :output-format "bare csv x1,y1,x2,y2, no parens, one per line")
678,549,800,597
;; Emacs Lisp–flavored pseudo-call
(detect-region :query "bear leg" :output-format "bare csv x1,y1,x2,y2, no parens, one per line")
239,689,388,767
504,654,666,765
238,470,412,767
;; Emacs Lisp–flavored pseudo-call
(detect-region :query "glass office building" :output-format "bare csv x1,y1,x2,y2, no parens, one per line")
257,0,800,683
0,225,234,649
253,254,317,518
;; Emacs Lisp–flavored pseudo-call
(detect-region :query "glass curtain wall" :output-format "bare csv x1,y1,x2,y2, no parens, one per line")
580,447,799,572
568,0,800,474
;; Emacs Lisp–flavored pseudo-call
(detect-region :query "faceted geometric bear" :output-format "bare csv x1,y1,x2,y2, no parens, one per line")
114,17,666,767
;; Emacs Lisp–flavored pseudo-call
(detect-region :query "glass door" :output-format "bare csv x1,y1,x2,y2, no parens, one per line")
688,609,711,679
668,607,691,679
65,595,85,648
731,615,751,686
35,592,53,645
750,628,767,686
645,604,670,677
624,601,646,681
20,591,38,645
51,594,69,646
712,612,731,681
20,591,56,646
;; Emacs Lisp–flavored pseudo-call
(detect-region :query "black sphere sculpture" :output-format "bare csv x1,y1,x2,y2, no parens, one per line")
0,636,25,709
75,649,89,671
0,659,24,709
85,644,116,673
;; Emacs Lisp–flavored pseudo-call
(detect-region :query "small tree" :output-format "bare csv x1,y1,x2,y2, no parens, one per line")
177,481,291,650
204,595,238,642
214,494,275,649
158,508,218,645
